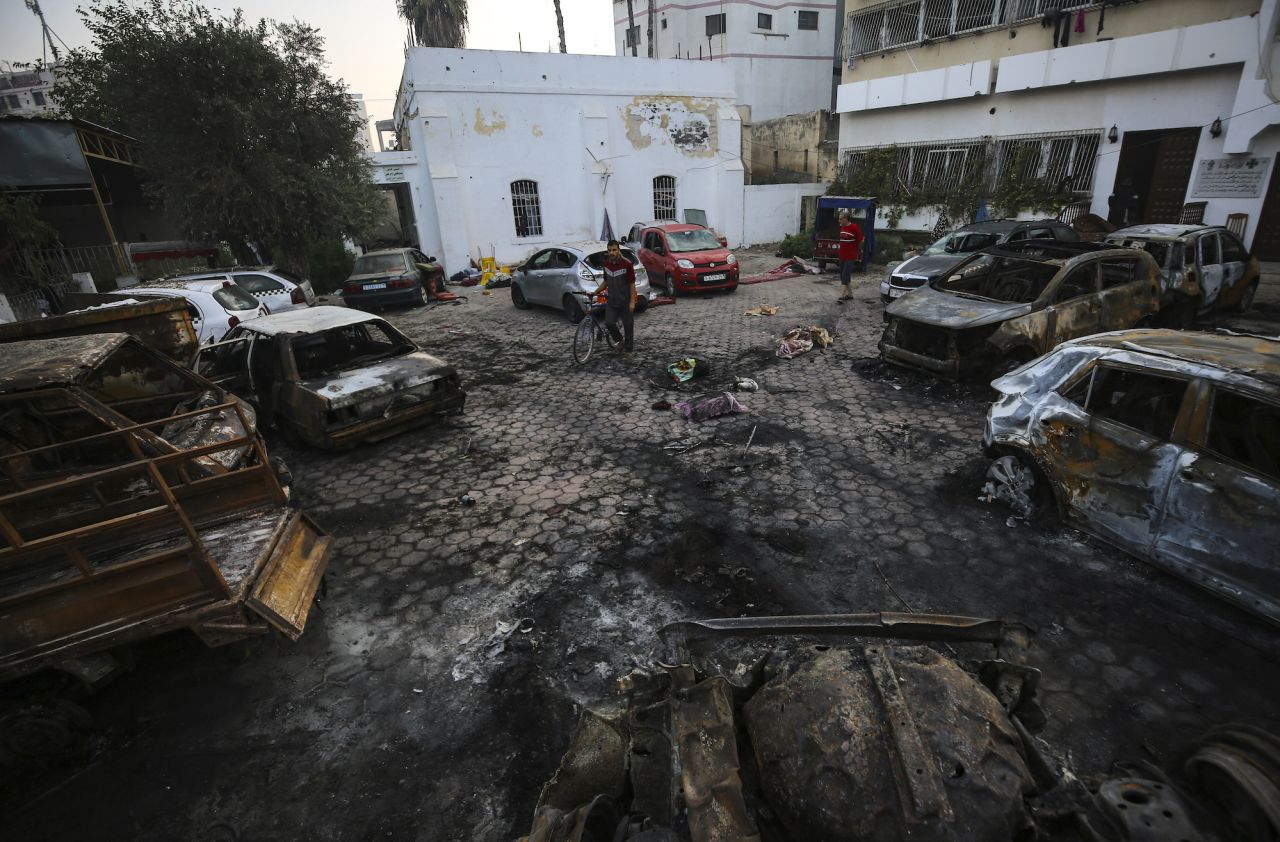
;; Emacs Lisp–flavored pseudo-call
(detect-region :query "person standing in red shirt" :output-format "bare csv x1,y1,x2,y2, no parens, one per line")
837,211,864,302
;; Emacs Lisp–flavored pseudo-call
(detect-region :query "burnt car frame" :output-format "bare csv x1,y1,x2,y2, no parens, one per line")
880,241,1162,379
1104,224,1261,322
983,329,1280,626
194,307,465,450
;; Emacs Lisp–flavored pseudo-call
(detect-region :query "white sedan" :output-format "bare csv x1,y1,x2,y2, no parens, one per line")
129,278,268,344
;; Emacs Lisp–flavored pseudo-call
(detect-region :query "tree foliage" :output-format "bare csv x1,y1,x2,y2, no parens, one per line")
55,0,382,269
399,0,469,48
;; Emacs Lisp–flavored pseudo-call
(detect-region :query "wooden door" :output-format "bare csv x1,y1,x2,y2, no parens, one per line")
1145,131,1199,223
1252,162,1280,259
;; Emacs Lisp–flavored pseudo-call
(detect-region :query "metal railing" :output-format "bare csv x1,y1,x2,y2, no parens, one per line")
846,0,1111,60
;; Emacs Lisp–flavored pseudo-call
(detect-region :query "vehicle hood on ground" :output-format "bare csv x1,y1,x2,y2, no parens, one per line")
886,285,1033,329
301,353,454,408
893,254,967,279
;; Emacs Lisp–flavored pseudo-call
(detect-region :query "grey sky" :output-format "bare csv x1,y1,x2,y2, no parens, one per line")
0,0,615,123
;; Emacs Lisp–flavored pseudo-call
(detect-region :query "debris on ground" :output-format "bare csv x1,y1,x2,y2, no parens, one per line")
980,455,1034,518
652,399,672,410
776,325,833,359
741,257,822,285
743,304,779,317
666,356,711,383
733,376,758,392
674,392,749,422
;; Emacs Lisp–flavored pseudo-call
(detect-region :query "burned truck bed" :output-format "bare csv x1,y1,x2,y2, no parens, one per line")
0,334,332,680
0,295,198,361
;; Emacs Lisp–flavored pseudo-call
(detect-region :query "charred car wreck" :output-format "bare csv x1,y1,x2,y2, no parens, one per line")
983,329,1280,626
522,613,1276,842
880,241,1161,380
195,306,466,449
0,334,333,681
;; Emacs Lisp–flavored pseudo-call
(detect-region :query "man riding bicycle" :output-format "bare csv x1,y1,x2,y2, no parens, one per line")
590,239,637,359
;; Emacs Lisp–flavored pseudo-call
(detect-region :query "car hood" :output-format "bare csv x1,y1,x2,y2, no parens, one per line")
886,285,1033,328
302,353,455,408
669,248,730,262
894,253,968,279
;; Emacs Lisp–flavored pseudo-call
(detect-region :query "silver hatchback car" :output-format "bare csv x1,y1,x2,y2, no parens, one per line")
510,241,652,322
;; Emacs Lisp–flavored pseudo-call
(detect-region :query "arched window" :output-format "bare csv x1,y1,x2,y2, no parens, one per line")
511,180,543,237
653,175,676,221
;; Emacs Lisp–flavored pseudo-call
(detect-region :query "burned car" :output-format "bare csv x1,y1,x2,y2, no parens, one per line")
195,306,465,449
1104,224,1260,323
880,241,1161,379
983,328,1280,626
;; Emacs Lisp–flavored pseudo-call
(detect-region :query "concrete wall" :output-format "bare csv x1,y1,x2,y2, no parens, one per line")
391,49,746,271
742,182,829,245
841,0,1258,84
611,0,840,120
749,109,837,183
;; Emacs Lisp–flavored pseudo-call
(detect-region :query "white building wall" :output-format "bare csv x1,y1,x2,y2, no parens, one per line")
835,7,1280,246
742,183,829,245
611,1,839,121
392,49,746,273
0,67,58,116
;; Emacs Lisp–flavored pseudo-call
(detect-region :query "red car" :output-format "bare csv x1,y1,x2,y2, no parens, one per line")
632,223,738,296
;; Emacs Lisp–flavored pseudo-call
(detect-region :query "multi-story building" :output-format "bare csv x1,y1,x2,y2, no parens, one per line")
835,0,1280,256
0,66,58,116
611,1,845,122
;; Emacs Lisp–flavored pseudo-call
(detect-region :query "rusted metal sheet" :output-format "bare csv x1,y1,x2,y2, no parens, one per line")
660,612,1010,651
0,297,197,361
246,511,332,640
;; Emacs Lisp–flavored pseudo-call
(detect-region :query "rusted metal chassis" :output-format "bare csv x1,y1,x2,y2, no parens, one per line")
0,391,293,678
0,297,198,362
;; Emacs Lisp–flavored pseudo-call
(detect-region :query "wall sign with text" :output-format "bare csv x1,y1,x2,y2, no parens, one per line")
1191,157,1272,198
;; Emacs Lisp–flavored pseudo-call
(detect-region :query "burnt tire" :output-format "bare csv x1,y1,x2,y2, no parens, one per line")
563,294,585,324
511,283,530,309
984,452,1056,524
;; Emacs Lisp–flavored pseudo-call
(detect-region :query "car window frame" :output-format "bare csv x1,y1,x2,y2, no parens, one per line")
1219,231,1247,263
1199,233,1221,266
234,272,286,294
1198,384,1280,484
1079,362,1194,444
1099,256,1141,290
529,248,556,270
1047,261,1100,305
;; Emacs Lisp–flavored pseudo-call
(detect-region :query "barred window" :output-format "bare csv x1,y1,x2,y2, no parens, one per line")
798,10,819,30
706,13,727,37
846,0,1098,59
653,176,677,220
758,13,773,29
511,180,543,238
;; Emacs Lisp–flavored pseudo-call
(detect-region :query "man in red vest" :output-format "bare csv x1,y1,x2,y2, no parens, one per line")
837,211,864,302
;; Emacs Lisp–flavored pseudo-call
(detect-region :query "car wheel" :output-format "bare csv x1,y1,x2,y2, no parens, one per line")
563,294,585,324
1233,280,1259,313
511,283,530,309
414,286,428,307
984,453,1055,523
634,295,648,314
663,274,676,298
725,283,738,294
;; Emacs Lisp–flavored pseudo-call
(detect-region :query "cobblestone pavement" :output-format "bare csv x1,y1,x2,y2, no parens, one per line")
9,252,1280,840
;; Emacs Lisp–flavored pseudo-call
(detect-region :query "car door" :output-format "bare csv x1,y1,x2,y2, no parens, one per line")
234,272,290,313
1217,231,1249,305
548,249,577,301
1044,363,1192,556
1154,384,1280,620
638,230,662,277
521,248,558,305
1196,233,1225,309
1042,261,1101,347
1096,256,1151,331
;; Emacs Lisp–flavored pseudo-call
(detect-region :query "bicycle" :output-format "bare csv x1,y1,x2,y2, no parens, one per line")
570,291,618,364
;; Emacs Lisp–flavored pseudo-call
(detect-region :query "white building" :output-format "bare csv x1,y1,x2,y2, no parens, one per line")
377,48,745,273
0,66,58,116
835,0,1280,256
611,1,844,121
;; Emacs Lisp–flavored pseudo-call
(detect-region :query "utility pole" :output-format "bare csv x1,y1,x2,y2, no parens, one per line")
647,0,655,58
627,0,637,57
554,0,566,53
25,0,64,63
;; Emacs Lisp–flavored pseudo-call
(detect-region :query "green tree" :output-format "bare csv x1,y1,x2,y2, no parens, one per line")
55,0,382,272
399,0,469,48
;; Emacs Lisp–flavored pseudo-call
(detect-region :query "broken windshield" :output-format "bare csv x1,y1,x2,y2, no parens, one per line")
666,229,723,253
936,254,1059,303
291,321,415,377
923,231,1001,256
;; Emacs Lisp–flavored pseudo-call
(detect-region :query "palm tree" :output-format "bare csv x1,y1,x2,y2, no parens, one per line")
553,0,566,53
398,0,468,48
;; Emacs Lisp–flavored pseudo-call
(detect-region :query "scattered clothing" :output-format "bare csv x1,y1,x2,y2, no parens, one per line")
668,358,698,382
674,392,749,422
652,399,672,410
1073,10,1085,32
776,325,833,359
743,304,779,317
734,377,759,392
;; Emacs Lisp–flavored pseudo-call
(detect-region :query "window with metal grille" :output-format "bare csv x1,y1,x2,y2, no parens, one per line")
32,91,45,106
798,10,819,30
653,176,677,220
706,13,727,37
758,13,773,29
511,180,543,238
625,25,640,47
846,0,1099,59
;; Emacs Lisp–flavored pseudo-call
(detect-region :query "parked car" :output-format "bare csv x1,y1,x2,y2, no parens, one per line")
194,306,465,449
880,241,1161,379
341,248,440,310
511,241,653,322
175,267,317,313
633,223,737,296
626,218,727,249
881,219,1080,303
982,328,1280,626
128,278,267,344
1104,224,1260,323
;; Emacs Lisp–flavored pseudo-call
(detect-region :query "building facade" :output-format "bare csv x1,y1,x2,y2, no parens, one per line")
749,108,839,182
378,48,745,273
0,66,58,116
611,1,844,122
835,0,1280,255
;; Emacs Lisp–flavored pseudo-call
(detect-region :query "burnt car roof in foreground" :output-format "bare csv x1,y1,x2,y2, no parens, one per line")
233,306,381,337
1107,224,1226,241
0,333,132,391
982,241,1118,262
1066,328,1280,388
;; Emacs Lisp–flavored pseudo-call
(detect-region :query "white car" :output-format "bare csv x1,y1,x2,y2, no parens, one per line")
129,278,267,344
175,267,317,314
